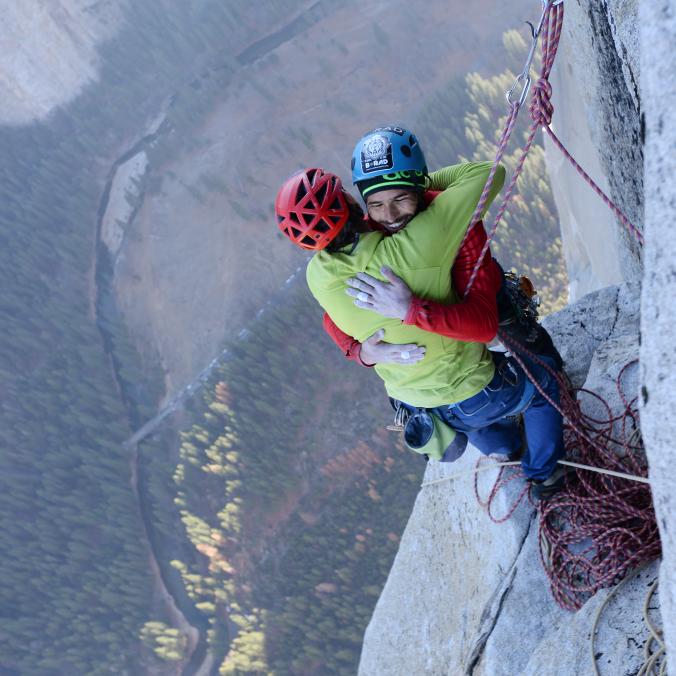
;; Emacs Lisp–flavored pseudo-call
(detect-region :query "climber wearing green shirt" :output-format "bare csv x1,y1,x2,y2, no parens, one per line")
275,127,566,499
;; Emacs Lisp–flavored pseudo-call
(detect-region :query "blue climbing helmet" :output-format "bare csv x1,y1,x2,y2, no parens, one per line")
351,126,428,199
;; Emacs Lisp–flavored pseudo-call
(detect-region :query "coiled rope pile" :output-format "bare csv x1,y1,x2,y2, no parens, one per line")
470,359,661,611
539,361,660,611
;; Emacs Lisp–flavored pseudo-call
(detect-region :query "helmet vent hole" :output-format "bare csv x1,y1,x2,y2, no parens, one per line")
401,145,412,157
295,183,308,203
409,134,416,146
301,235,316,246
330,197,343,210
314,182,328,204
314,221,330,233
290,226,301,238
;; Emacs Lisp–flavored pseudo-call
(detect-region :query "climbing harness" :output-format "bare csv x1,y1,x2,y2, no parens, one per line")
497,271,541,344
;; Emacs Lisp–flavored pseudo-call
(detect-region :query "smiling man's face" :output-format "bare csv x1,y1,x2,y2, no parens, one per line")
365,188,420,233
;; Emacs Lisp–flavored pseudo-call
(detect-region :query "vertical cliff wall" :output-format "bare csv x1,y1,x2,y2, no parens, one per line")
640,0,676,666
0,0,125,125
546,0,643,300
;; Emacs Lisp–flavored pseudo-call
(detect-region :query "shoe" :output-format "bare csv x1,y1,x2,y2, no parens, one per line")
530,465,568,501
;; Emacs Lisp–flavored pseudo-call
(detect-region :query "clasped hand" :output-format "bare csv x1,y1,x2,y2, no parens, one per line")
345,266,412,320
345,267,424,366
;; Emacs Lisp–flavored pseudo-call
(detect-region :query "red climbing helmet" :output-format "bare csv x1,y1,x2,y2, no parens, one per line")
275,168,350,251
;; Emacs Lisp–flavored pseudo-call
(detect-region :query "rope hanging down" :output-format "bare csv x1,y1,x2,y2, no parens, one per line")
462,0,642,301
590,567,666,676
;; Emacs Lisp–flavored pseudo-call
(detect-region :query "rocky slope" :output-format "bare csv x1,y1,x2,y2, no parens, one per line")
640,0,676,667
359,283,658,675
0,0,125,125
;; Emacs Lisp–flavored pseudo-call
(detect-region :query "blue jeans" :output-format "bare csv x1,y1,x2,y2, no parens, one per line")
400,354,564,480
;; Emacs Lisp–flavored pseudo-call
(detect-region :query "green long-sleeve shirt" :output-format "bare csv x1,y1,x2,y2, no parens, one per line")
306,161,506,407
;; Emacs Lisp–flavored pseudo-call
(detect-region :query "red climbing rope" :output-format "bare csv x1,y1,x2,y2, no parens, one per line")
474,346,660,610
479,327,660,609
474,457,530,524
538,360,659,611
542,125,644,246
458,0,656,612
463,0,642,300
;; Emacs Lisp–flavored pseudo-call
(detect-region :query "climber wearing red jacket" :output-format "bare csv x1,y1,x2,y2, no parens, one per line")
323,189,504,367
275,127,567,499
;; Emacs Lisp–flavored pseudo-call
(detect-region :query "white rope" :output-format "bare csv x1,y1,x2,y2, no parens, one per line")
558,459,650,485
590,567,666,676
421,460,520,488
420,458,649,489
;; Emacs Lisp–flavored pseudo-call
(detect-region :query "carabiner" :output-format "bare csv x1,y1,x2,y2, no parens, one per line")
506,72,532,106
505,0,561,103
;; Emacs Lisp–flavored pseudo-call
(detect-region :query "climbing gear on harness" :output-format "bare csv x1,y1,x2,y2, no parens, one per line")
496,351,521,387
275,168,349,250
387,399,467,462
386,398,410,432
351,126,427,198
497,271,541,343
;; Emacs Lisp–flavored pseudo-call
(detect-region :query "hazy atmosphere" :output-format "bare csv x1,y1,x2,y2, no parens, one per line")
2,1,665,675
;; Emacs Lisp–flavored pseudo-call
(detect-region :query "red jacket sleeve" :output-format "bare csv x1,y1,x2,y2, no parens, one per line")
322,312,374,367
403,221,501,342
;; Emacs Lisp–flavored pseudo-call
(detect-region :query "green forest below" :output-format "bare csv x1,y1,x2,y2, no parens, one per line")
0,5,566,676
0,1,328,674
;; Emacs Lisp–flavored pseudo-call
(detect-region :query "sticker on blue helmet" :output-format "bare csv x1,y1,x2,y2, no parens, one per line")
372,126,406,136
361,134,393,174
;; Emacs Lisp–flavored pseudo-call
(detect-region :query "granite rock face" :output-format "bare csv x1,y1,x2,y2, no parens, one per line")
359,284,656,675
639,0,676,666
